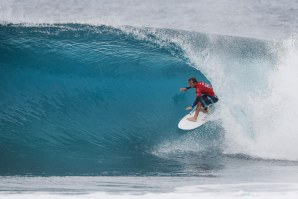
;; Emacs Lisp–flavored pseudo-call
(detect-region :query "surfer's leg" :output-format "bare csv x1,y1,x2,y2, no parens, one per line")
193,102,201,119
187,102,201,122
200,95,218,114
202,108,209,114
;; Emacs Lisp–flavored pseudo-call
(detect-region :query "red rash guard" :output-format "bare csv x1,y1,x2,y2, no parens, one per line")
194,82,215,97
186,81,217,108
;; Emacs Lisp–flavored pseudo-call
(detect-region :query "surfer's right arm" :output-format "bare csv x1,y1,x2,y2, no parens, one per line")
180,87,191,92
185,96,201,110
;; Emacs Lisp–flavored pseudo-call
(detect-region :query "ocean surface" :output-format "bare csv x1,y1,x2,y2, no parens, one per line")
1,0,298,198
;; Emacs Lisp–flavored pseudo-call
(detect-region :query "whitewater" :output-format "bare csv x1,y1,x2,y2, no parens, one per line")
1,0,298,198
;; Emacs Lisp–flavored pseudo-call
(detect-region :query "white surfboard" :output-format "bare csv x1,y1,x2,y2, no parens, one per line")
178,107,209,130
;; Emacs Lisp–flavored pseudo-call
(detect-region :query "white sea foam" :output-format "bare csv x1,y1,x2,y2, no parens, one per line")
1,183,298,199
191,37,298,161
218,38,298,160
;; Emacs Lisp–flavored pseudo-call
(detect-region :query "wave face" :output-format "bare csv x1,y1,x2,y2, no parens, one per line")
1,24,298,175
0,24,220,175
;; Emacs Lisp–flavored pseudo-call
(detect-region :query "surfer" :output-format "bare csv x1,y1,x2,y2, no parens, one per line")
180,77,218,122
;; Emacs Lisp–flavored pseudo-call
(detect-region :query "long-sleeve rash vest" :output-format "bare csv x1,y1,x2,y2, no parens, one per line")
186,82,215,108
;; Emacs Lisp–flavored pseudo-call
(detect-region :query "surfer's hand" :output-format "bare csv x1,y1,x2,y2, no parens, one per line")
180,88,187,92
185,106,192,110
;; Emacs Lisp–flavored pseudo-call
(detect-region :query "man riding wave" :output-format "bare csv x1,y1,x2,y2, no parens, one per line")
180,77,219,122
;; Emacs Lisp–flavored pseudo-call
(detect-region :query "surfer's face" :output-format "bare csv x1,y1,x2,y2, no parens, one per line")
188,80,196,88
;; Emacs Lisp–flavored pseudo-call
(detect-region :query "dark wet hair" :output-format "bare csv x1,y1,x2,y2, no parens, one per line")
188,77,198,83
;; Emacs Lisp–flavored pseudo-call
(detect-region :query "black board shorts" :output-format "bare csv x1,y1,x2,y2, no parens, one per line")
199,95,219,110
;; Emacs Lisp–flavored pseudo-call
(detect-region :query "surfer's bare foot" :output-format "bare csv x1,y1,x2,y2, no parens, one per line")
187,117,197,122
